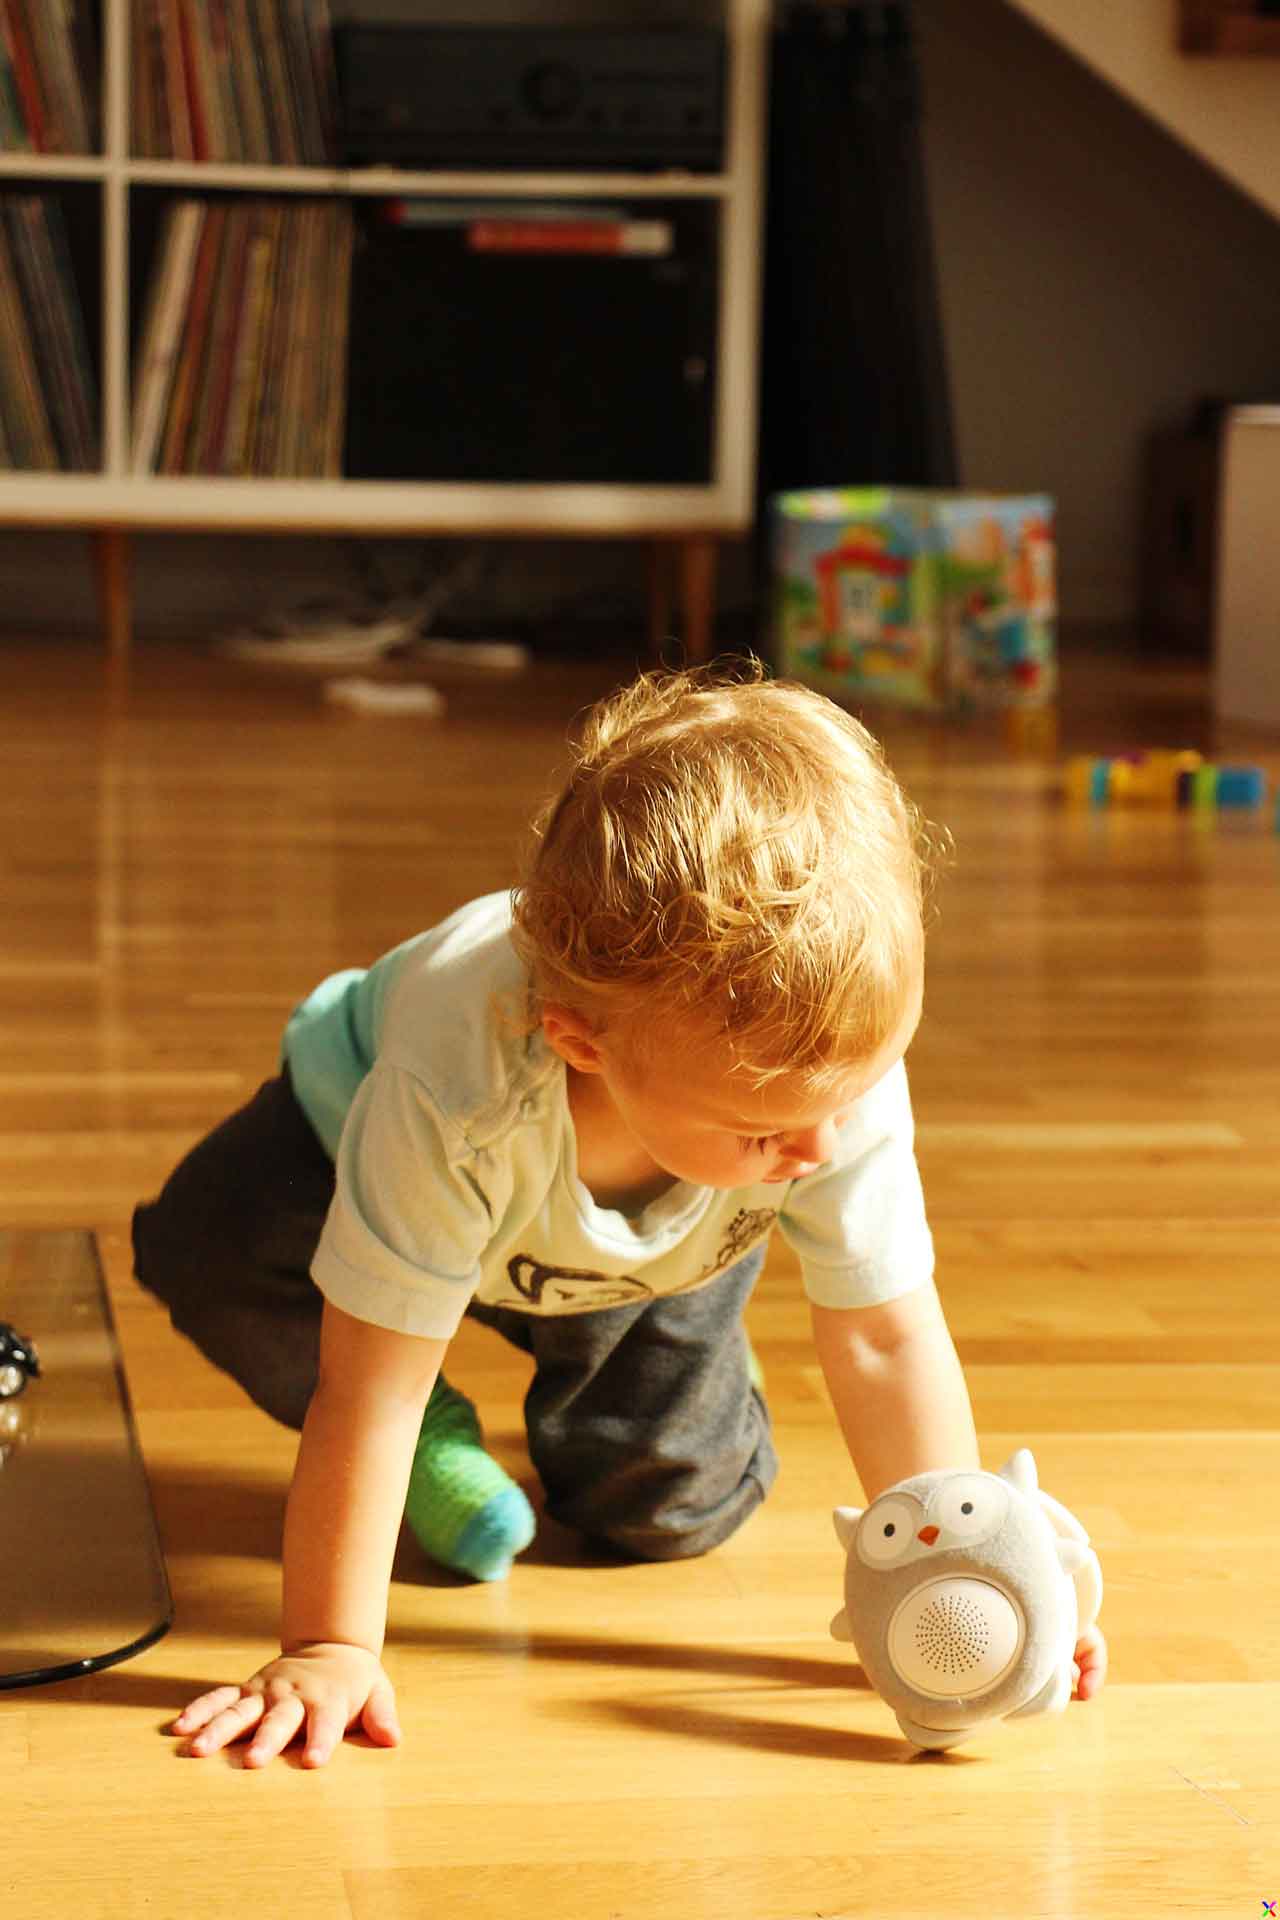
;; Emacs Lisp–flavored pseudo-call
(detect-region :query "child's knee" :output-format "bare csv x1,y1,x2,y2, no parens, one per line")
545,1405,778,1563
591,1469,771,1563
131,1194,321,1432
131,1193,199,1319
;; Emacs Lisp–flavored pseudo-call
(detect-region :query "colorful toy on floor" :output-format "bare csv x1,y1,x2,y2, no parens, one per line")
1213,765,1268,809
1063,750,1270,812
773,488,1056,713
830,1449,1102,1751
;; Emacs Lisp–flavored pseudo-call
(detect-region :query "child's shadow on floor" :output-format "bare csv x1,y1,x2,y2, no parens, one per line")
396,1617,953,1767
141,1458,953,1766
146,1443,547,1582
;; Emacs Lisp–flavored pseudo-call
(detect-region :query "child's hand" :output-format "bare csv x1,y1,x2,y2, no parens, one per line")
171,1642,401,1767
1071,1624,1108,1702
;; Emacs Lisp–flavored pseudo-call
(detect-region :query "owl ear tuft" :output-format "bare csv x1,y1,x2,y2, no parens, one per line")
998,1448,1039,1498
833,1506,862,1549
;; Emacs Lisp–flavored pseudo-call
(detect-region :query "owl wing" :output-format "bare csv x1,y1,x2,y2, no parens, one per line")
1038,1487,1103,1633
830,1606,855,1643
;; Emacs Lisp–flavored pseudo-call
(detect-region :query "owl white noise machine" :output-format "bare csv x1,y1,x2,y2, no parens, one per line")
831,1448,1103,1750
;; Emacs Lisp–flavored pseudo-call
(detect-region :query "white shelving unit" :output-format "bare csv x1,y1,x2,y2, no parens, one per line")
1213,406,1280,732
0,0,768,656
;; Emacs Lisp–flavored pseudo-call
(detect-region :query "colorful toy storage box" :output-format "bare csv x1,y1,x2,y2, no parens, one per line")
772,488,1057,711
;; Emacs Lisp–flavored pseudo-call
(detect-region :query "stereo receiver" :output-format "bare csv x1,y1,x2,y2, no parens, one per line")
335,26,726,173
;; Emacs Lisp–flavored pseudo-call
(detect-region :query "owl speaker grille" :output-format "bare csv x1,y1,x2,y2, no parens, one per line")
887,1578,1024,1700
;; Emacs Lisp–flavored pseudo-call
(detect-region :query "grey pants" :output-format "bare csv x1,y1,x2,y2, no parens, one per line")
131,1070,777,1561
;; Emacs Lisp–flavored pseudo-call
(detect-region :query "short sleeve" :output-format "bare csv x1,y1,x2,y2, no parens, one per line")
777,1061,935,1310
311,1062,505,1341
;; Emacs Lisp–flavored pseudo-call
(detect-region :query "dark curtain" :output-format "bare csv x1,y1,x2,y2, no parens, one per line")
756,0,957,514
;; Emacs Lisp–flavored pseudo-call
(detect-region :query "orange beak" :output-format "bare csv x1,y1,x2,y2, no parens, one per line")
917,1526,940,1546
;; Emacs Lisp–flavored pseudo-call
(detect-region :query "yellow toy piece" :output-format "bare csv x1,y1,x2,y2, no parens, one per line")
1063,756,1095,804
1128,749,1202,804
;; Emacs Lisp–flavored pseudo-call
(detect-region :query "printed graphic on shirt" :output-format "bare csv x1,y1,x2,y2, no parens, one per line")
505,1255,654,1314
699,1206,778,1280
663,1206,779,1297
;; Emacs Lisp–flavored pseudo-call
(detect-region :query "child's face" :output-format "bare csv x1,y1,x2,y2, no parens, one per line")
550,981,923,1191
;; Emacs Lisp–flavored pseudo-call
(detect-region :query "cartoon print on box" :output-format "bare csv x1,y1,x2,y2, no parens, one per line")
830,1449,1102,1750
773,488,1056,712
505,1255,654,1313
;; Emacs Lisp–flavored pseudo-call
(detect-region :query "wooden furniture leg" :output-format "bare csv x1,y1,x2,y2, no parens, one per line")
92,528,132,659
679,533,717,665
647,540,675,660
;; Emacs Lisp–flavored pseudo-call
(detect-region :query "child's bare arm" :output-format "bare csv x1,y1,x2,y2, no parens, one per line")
812,1286,1108,1699
173,1300,448,1767
810,1283,979,1501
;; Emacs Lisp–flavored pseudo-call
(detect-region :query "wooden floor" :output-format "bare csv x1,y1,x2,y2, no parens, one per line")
1,634,1277,1919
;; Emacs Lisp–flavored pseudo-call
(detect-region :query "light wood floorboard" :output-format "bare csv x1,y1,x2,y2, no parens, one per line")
1,636,1277,1919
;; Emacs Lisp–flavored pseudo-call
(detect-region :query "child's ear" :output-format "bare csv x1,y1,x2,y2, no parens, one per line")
541,1004,608,1075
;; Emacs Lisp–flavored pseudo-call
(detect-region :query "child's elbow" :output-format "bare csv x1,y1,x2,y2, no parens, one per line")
811,1281,945,1368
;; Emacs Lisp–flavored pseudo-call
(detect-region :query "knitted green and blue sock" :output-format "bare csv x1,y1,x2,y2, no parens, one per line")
404,1376,536,1582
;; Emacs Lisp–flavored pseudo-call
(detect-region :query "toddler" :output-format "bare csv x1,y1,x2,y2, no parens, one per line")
134,663,1105,1767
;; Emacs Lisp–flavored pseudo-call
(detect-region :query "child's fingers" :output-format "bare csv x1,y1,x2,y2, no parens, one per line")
1071,1626,1108,1701
245,1697,308,1768
1074,1657,1102,1701
360,1676,402,1749
186,1690,266,1756
300,1702,349,1769
171,1684,248,1736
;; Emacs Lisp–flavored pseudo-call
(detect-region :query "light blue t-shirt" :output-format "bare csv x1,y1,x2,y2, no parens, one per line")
283,892,935,1342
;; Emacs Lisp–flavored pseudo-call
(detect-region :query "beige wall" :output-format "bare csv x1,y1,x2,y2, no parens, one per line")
1003,0,1280,223
913,0,1280,623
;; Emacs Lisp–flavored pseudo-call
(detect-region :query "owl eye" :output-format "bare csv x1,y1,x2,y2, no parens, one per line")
932,1474,1007,1540
857,1496,920,1567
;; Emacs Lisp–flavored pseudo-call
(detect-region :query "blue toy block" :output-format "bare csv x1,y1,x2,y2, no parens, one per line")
1216,766,1267,809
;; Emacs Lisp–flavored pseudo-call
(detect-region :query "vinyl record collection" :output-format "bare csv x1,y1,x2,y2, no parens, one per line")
0,194,99,470
130,196,352,476
0,1,99,154
132,0,337,165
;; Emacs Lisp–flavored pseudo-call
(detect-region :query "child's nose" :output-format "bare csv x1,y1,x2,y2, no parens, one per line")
782,1118,841,1167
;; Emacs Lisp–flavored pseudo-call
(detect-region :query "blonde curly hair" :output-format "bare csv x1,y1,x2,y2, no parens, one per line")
510,662,934,1088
